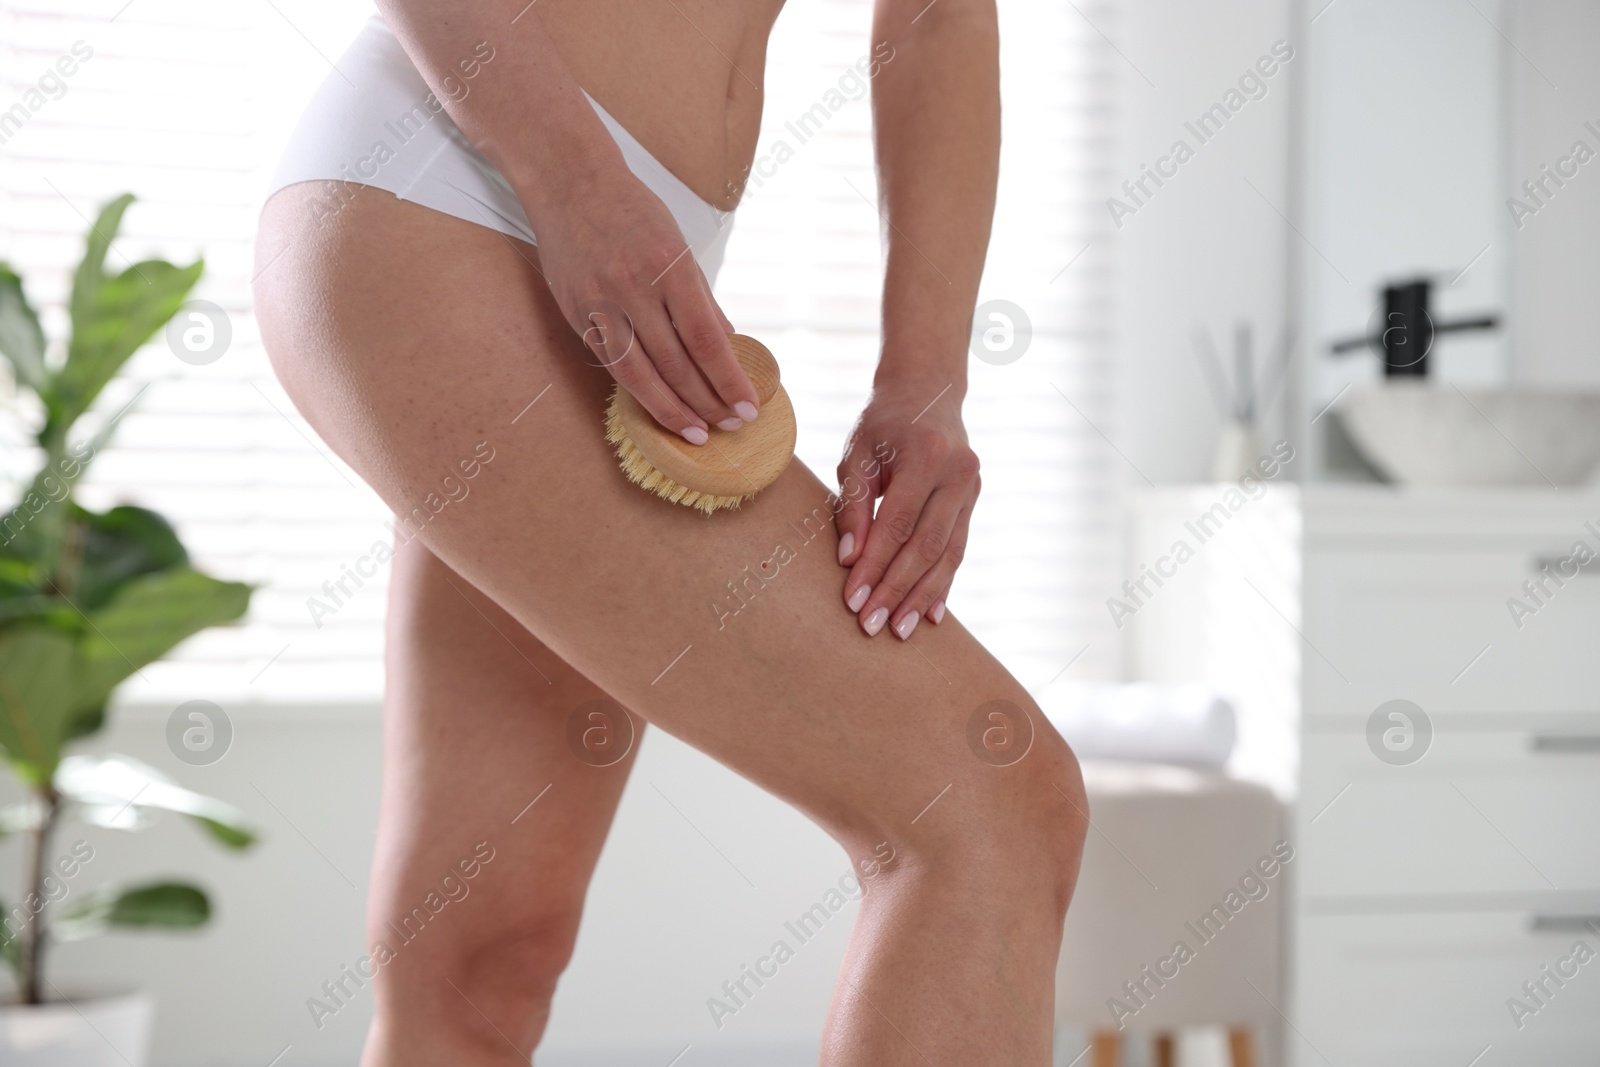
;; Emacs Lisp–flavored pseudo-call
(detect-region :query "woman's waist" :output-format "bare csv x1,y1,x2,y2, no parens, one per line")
372,5,775,212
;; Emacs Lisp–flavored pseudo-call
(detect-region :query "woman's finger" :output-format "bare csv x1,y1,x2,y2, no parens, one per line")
842,462,937,635
608,322,710,444
892,501,973,638
630,301,730,428
856,483,967,638
663,273,759,423
834,445,883,578
924,474,978,626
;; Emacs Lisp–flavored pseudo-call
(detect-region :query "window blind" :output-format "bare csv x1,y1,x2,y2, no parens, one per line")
0,0,1118,706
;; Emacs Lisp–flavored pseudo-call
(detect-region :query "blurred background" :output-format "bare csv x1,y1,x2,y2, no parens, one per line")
1,0,1597,1064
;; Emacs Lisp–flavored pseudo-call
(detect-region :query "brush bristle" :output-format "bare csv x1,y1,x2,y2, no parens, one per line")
605,391,750,515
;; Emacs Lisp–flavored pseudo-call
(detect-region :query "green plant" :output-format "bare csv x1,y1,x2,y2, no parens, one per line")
0,194,255,1005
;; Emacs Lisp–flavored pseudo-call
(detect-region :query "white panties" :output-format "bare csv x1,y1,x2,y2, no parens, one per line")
267,15,734,282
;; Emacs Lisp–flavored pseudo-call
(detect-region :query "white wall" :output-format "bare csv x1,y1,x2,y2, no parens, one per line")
1509,0,1600,387
1109,0,1297,487
1090,0,1297,696
1297,0,1513,479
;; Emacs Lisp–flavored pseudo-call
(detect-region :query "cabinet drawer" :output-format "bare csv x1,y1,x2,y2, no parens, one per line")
1292,910,1600,1067
1303,548,1600,713
1297,724,1600,897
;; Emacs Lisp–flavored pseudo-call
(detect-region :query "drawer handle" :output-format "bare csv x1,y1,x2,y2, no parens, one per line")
1530,914,1600,934
1530,734,1600,754
1531,553,1600,575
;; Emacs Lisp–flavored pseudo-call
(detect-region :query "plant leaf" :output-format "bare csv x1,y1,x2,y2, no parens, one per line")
188,814,256,850
52,385,142,493
73,505,188,610
108,882,210,928
0,591,58,627
71,567,251,715
54,881,210,941
0,480,68,571
55,754,258,849
62,701,107,744
67,194,134,338
0,476,71,583
0,554,34,586
0,265,46,393
57,258,203,429
0,624,80,785
0,552,45,627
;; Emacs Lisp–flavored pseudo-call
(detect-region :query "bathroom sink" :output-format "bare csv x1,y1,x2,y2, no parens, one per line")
1339,382,1600,487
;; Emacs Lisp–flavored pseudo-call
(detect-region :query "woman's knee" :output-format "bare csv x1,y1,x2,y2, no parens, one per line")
368,892,586,1032
837,693,1088,911
358,907,581,1063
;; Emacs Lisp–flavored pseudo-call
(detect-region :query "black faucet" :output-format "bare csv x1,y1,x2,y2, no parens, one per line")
1329,278,1498,377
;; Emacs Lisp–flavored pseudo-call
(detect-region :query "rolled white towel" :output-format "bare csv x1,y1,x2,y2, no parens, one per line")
1039,682,1236,769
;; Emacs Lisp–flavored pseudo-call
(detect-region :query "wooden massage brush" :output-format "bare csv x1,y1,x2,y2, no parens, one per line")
604,333,796,514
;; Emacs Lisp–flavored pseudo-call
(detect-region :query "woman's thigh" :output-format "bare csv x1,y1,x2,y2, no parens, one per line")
255,182,1082,863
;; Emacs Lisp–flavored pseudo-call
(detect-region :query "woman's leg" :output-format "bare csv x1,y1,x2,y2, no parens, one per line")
362,541,640,1065
255,183,1087,1066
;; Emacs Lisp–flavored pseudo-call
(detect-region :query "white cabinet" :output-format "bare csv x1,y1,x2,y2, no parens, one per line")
1300,725,1600,898
1295,911,1600,1066
1125,487,1600,1066
1301,547,1600,713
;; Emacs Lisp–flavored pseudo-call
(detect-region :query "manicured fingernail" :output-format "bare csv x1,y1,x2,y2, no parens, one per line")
716,417,743,431
894,612,919,640
929,600,946,625
837,531,854,563
735,401,758,421
682,426,709,445
863,607,888,637
847,583,871,613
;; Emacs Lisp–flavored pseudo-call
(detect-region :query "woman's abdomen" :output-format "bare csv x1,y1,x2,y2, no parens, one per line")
534,0,786,209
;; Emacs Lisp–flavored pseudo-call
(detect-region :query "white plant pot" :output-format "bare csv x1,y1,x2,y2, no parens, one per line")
0,989,153,1067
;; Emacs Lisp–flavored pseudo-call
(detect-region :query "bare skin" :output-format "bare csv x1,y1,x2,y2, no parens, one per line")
256,1,1085,1063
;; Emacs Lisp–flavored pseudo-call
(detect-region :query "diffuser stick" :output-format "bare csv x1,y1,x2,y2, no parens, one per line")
1190,325,1235,423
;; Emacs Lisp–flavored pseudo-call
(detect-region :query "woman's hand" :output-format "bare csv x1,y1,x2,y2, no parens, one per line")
533,170,760,443
834,383,980,639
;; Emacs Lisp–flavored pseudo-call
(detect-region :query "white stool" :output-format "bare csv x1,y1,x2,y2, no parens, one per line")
1055,762,1286,1067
